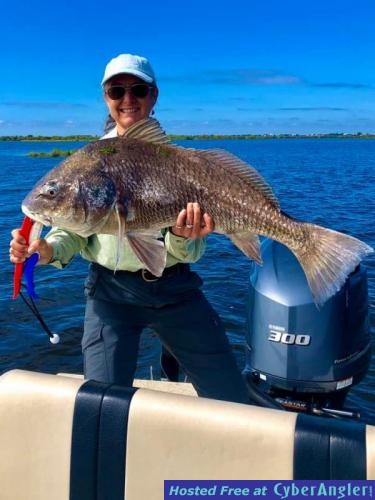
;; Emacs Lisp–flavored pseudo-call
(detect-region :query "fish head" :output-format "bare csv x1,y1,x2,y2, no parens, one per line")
22,152,117,236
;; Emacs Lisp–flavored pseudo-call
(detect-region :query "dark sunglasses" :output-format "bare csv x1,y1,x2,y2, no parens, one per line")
105,83,153,100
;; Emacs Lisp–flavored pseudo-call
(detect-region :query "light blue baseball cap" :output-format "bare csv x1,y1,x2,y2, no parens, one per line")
101,54,156,86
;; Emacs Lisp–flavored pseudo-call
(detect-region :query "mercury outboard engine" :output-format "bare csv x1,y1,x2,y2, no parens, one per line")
243,239,372,418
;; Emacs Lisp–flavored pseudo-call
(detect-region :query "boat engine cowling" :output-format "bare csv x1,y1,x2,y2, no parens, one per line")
243,239,372,415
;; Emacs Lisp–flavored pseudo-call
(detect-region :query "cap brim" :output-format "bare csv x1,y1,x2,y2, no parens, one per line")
101,69,154,86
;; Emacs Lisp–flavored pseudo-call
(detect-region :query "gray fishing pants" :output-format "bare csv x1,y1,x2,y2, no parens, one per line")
82,262,250,404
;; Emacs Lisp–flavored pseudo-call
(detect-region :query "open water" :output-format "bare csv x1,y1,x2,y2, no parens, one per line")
0,138,374,420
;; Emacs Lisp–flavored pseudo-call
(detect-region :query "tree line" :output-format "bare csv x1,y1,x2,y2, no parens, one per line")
1,132,374,141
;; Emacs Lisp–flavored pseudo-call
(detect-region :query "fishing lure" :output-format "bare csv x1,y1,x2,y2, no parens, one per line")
13,215,34,300
12,215,59,344
23,253,40,299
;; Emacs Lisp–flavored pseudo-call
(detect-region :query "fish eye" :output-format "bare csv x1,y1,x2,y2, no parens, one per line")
42,181,59,198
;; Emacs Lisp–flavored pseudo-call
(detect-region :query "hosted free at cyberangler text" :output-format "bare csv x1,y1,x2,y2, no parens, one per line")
164,481,374,499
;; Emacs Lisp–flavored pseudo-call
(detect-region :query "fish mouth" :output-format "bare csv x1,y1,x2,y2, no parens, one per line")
21,205,52,226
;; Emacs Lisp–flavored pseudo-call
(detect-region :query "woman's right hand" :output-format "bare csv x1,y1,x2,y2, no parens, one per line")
10,229,54,265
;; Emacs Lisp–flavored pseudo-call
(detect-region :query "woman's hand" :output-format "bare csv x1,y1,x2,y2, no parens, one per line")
9,229,54,265
170,202,215,240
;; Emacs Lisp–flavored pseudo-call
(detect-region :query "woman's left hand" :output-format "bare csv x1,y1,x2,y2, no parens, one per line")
171,202,215,240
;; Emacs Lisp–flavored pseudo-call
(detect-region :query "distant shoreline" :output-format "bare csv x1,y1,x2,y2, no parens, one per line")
0,133,374,142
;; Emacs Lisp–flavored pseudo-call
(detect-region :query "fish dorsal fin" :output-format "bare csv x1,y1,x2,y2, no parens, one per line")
122,118,171,144
195,149,280,210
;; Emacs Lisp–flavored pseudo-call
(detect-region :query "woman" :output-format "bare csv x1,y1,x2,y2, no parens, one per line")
10,53,250,404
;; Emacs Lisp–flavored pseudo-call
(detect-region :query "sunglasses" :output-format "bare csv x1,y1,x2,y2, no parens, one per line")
105,83,153,100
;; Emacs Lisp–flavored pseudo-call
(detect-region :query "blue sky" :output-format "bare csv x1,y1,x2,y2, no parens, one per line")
1,0,374,135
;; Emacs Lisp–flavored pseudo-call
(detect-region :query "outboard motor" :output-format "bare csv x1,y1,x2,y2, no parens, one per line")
243,239,372,418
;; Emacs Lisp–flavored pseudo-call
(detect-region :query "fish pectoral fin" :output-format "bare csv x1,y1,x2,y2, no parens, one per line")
228,232,262,264
127,231,167,277
114,203,127,272
122,118,171,144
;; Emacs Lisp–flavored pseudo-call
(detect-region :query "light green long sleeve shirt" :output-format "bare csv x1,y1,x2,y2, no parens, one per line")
46,229,206,270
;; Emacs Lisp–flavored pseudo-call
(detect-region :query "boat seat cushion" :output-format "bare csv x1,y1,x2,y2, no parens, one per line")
0,370,373,500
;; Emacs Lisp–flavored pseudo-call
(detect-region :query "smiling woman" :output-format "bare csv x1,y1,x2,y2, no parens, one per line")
103,76,157,134
102,54,158,135
9,53,251,406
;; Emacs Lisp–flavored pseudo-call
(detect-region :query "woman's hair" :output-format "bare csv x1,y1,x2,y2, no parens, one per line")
103,80,116,133
104,114,116,134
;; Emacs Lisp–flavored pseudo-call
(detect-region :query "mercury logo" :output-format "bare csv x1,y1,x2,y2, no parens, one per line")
268,324,311,346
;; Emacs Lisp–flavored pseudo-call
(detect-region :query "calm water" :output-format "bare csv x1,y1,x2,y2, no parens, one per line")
0,139,374,420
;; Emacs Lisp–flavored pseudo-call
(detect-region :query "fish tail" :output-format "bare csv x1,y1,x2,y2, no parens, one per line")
291,223,373,306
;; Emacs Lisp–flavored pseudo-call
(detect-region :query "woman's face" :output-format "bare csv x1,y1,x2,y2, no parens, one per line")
104,74,158,134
